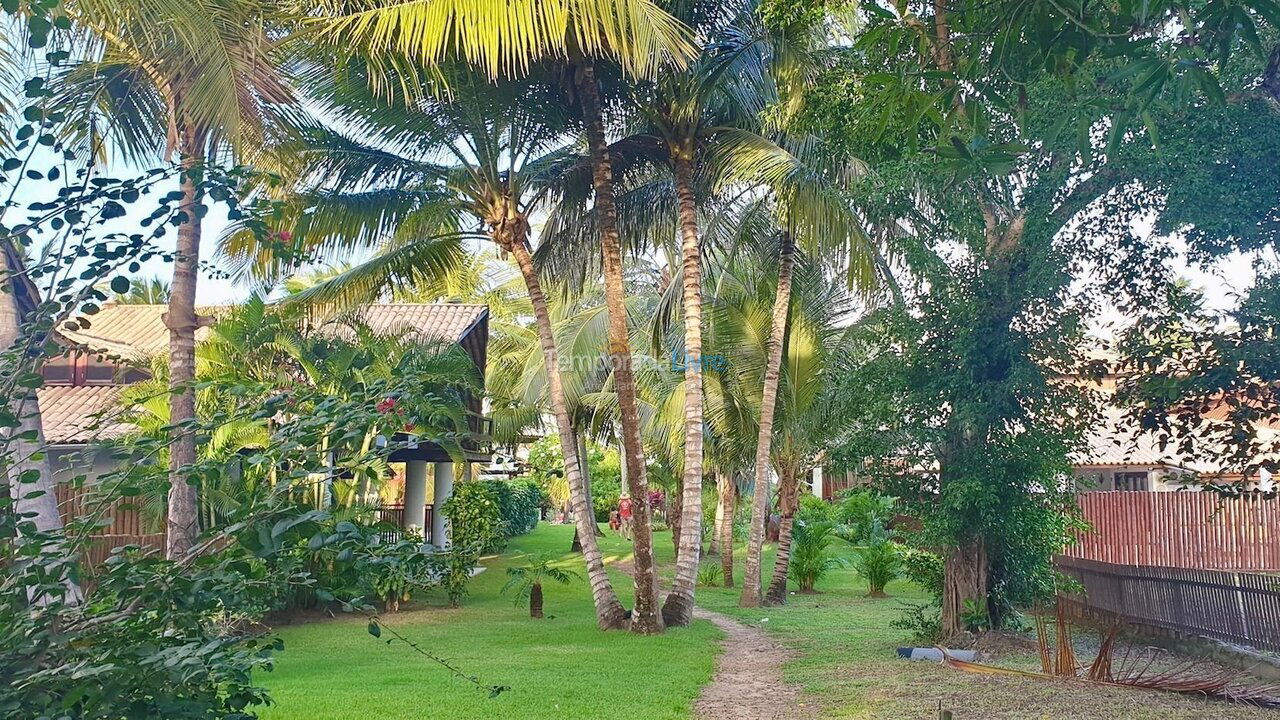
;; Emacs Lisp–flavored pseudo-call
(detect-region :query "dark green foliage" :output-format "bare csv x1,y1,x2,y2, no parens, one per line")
443,482,504,553
899,547,944,598
890,602,943,645
484,478,542,538
425,544,483,608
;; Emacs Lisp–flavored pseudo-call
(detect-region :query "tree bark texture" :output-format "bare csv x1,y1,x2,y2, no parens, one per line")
741,235,795,607
165,133,203,560
662,146,706,627
575,60,663,634
509,234,627,629
765,463,801,605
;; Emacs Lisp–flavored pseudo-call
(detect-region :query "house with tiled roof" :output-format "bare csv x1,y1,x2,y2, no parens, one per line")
43,301,491,546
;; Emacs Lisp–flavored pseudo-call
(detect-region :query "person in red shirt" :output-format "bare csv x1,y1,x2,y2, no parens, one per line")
618,495,633,540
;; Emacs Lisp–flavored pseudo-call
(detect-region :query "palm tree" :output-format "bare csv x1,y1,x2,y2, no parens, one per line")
503,553,582,619
57,0,295,558
303,0,701,638
544,1,879,617
762,275,847,605
220,72,634,629
306,0,693,82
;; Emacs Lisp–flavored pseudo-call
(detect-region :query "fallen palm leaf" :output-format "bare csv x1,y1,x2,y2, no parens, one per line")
937,611,1280,709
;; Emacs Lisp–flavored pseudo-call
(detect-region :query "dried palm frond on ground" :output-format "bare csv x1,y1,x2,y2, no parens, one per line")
940,607,1280,709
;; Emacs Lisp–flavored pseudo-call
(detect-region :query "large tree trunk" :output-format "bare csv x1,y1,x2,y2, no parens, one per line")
717,473,735,587
576,60,663,634
165,135,203,560
509,235,628,630
765,463,801,605
0,245,80,603
662,147,706,627
741,235,795,607
941,537,988,639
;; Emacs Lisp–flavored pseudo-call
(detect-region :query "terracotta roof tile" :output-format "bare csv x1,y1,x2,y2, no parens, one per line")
37,386,132,444
58,303,488,358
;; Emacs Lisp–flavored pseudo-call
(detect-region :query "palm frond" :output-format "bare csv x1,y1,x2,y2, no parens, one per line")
306,0,695,80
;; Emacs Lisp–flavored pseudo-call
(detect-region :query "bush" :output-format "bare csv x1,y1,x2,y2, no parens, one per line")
891,602,943,644
797,494,835,525
788,520,847,592
835,489,897,544
592,483,621,522
486,478,541,537
697,562,724,587
425,544,483,608
852,521,903,597
900,547,944,597
442,482,504,553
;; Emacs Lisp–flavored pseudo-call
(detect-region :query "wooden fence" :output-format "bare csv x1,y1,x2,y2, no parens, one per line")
1062,491,1280,571
55,483,165,565
1056,555,1280,652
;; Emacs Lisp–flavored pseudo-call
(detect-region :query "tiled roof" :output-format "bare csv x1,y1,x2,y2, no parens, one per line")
58,303,488,358
317,303,488,345
1073,408,1238,472
36,386,132,444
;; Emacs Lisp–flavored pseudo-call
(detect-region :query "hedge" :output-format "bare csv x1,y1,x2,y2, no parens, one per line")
486,477,542,538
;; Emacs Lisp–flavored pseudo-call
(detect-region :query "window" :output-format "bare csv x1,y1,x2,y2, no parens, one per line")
1114,471,1149,491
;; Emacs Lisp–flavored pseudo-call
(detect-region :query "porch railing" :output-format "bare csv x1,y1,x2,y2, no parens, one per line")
373,503,432,545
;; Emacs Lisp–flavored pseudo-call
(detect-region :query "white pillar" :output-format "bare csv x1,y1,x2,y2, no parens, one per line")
432,461,454,547
812,466,824,498
404,460,428,535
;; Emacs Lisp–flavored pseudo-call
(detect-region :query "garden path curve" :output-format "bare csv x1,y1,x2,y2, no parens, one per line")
611,554,810,718
691,607,812,720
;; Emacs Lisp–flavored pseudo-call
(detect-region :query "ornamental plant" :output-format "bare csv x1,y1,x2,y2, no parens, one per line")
502,554,580,618
441,481,503,553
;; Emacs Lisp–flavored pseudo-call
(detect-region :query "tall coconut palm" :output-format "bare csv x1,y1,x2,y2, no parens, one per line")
299,8,695,632
543,0,878,617
220,72,634,629
56,0,295,558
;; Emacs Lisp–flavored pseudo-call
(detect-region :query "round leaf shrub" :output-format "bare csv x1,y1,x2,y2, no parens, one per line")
443,482,503,553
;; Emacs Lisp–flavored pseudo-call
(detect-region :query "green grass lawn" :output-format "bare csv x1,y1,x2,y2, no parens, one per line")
260,522,1274,720
257,524,720,720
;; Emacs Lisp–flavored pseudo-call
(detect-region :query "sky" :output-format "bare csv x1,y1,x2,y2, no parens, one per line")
12,152,1265,321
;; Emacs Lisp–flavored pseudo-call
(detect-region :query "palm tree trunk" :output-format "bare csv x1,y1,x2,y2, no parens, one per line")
717,472,735,587
577,432,603,537
530,581,544,618
508,235,627,630
576,60,663,634
662,147,705,627
765,462,801,605
165,132,203,560
740,234,795,607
